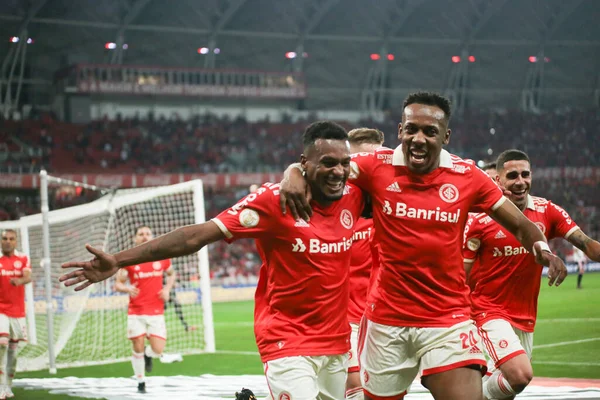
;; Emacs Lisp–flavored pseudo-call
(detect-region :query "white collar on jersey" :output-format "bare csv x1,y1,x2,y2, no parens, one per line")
526,195,535,210
392,146,453,168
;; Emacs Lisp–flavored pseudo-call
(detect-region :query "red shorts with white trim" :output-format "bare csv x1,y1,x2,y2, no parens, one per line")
0,314,27,342
478,318,533,371
359,318,486,398
127,314,167,340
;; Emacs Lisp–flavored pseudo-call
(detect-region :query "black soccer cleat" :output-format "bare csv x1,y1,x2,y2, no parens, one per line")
137,382,147,393
235,388,257,400
144,353,153,373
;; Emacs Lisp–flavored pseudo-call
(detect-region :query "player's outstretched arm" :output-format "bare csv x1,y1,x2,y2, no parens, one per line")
568,229,600,262
489,200,567,286
60,221,225,291
280,163,312,221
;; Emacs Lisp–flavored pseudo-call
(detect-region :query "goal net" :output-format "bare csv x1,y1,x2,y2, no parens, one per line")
0,176,215,372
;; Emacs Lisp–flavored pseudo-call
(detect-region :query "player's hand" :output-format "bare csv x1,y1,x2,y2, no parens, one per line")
494,180,512,197
59,244,120,291
158,288,170,302
9,278,19,286
129,286,140,298
534,245,567,286
279,172,312,221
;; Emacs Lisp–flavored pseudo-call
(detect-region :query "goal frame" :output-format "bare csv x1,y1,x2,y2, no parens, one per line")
0,171,215,373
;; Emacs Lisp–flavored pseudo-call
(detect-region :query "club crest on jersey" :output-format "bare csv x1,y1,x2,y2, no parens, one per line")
349,161,360,179
13,260,22,269
340,209,354,229
535,222,546,234
439,183,459,203
239,208,260,228
152,262,162,270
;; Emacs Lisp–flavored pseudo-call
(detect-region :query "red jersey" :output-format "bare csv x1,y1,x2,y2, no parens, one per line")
348,218,375,324
463,195,579,332
349,147,505,327
124,260,172,316
0,251,31,318
213,183,364,362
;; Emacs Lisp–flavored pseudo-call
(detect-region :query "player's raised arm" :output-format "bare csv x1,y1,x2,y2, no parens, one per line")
489,200,567,286
60,221,225,291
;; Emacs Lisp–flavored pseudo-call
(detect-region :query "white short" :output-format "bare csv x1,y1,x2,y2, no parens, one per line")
0,314,27,342
348,322,360,373
478,318,533,371
127,315,167,340
264,354,348,400
359,319,486,398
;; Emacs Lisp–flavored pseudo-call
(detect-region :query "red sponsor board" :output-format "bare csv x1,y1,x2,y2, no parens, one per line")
0,173,283,189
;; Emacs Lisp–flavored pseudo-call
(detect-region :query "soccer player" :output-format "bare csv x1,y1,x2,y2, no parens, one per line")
482,162,497,180
278,92,567,400
114,225,181,394
0,229,31,400
573,246,587,289
463,149,600,400
60,121,365,400
345,128,384,400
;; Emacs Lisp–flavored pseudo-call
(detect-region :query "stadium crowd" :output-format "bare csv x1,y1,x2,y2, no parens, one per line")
1,109,598,282
2,109,599,174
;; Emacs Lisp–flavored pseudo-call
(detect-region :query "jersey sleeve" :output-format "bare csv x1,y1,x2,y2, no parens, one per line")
212,183,278,242
547,201,580,239
463,216,483,262
23,255,31,270
163,259,172,271
348,152,378,193
469,167,505,213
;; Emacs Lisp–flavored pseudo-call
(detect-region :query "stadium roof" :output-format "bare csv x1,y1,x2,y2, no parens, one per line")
1,0,598,111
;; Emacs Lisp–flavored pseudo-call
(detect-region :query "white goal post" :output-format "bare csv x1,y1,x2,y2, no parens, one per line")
0,172,215,372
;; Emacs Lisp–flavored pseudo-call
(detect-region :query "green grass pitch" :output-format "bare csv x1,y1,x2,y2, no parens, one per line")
15,273,600,399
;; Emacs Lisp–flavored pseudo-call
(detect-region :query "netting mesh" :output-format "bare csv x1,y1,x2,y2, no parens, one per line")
1,180,211,371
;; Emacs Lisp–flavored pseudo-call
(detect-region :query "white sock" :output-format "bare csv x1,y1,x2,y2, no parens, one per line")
6,342,18,386
0,343,8,385
483,370,516,399
132,352,145,383
145,345,161,359
346,387,364,400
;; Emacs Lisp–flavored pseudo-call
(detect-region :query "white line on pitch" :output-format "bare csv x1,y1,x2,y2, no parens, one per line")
534,337,600,349
536,318,600,323
533,360,600,366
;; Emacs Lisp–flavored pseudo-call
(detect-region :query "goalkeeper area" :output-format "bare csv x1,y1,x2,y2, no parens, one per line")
12,274,600,399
